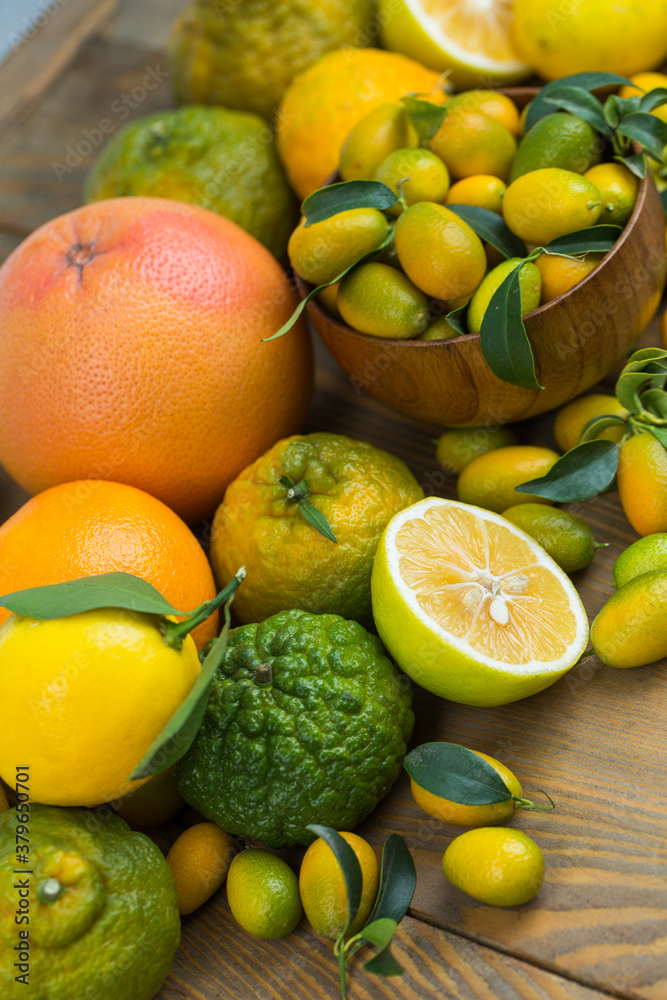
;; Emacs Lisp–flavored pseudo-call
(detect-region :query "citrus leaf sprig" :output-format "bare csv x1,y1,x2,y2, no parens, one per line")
517,348,667,503
404,742,554,813
279,475,337,542
307,824,416,998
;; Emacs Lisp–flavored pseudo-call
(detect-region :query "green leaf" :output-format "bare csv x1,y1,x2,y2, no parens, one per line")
579,413,628,443
263,229,394,341
640,388,667,420
355,919,397,952
401,96,449,142
661,189,667,213
604,94,640,127
444,303,469,336
615,348,667,411
619,152,648,178
643,425,667,448
129,570,244,779
307,825,362,938
542,85,613,137
545,225,622,255
525,73,633,131
364,947,404,977
479,264,541,391
638,88,667,115
404,742,512,804
517,440,619,502
299,500,337,543
446,205,527,259
0,571,185,620
302,180,397,227
616,112,667,160
367,834,416,928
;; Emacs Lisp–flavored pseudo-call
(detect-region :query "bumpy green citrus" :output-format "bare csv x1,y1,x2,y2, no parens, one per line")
84,107,298,261
168,0,374,121
0,805,180,999
176,610,414,847
509,112,602,182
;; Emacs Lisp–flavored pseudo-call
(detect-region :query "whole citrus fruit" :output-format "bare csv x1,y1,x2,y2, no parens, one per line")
166,822,235,915
502,168,602,245
299,831,379,939
617,432,667,536
0,197,312,523
168,0,374,121
0,480,218,649
511,0,667,81
431,109,517,181
411,750,523,827
371,497,589,706
227,849,302,939
176,609,414,846
501,503,602,574
443,827,544,906
445,175,507,214
113,766,185,828
509,112,602,181
620,72,667,124
613,533,667,589
339,103,419,181
591,569,667,667
209,432,423,624
84,107,299,262
535,252,601,303
276,47,441,199
446,90,521,136
553,394,628,452
457,445,559,513
288,208,389,286
583,162,639,227
0,805,180,999
395,201,486,301
467,258,541,334
377,0,531,89
337,262,430,338
436,426,518,475
0,607,201,806
375,147,451,214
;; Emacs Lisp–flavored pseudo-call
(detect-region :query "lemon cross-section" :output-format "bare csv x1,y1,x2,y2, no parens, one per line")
371,497,589,706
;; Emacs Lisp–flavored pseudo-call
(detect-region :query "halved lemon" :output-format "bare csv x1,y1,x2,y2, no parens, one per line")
378,0,531,90
371,497,589,706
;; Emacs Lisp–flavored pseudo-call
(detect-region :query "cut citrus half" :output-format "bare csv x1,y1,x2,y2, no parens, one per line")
371,498,589,706
378,0,531,90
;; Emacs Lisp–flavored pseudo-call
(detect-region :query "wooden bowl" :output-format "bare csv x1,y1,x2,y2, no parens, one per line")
296,92,667,427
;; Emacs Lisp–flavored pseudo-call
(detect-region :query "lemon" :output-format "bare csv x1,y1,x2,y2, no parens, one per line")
584,163,639,227
411,750,523,826
509,113,602,182
501,504,602,574
227,849,302,939
395,201,486,300
457,445,559,513
591,570,667,668
553,393,629,452
443,827,544,906
613,534,667,590
431,108,517,182
512,0,667,82
503,168,602,245
445,174,507,214
467,258,541,334
620,72,667,125
288,208,389,286
340,104,419,181
375,147,450,215
338,262,430,338
371,497,589,706
166,822,235,915
436,426,517,474
378,0,531,89
299,831,379,939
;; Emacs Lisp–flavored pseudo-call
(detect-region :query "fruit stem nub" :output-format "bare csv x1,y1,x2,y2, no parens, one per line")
513,790,556,812
255,663,273,687
37,877,65,903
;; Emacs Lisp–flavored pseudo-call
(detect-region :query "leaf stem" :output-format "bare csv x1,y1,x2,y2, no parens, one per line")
159,568,246,650
513,790,556,812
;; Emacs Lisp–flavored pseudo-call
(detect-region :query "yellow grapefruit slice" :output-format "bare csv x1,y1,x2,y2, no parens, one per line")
371,497,589,706
378,0,531,89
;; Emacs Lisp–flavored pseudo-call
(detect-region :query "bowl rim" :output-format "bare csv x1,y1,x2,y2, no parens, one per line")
296,87,651,349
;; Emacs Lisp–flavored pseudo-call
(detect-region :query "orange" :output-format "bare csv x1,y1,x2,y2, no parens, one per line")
411,750,523,826
276,47,441,199
0,480,218,649
553,393,629,453
445,175,506,214
535,252,602,304
446,90,520,136
431,109,517,181
617,432,667,537
0,197,312,524
299,831,379,939
166,822,235,915
620,72,667,125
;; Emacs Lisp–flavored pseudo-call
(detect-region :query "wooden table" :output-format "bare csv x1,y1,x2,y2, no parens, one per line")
1,3,665,998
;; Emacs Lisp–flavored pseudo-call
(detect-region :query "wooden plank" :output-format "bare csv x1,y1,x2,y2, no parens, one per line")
103,0,187,52
156,908,619,1000
0,0,120,133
